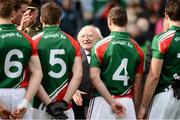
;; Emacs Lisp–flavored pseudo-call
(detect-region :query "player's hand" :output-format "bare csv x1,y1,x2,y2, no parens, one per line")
18,10,32,31
110,101,126,119
73,90,87,106
46,100,69,119
0,103,11,119
11,107,27,119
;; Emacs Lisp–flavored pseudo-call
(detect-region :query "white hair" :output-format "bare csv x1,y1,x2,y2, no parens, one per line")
77,25,103,40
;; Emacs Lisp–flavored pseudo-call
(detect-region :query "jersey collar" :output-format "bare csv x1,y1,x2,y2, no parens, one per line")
43,25,60,31
0,24,16,31
169,25,180,31
110,31,130,38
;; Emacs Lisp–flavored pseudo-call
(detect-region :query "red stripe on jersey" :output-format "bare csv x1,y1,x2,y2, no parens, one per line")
130,39,144,74
20,31,36,55
158,34,174,54
64,32,82,57
54,85,72,109
32,32,44,55
20,67,30,88
95,40,110,64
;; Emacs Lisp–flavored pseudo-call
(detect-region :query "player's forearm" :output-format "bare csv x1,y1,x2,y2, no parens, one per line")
63,57,82,103
24,70,42,101
24,56,43,101
36,85,52,105
133,74,143,115
140,73,159,111
90,67,115,105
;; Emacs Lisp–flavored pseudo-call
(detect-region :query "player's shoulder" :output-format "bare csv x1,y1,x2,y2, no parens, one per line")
94,35,114,49
153,30,176,43
32,31,44,41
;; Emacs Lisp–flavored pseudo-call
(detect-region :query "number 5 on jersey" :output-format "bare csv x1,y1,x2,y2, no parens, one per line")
48,49,66,78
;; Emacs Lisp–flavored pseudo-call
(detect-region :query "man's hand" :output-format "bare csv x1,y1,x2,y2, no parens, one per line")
73,90,87,106
11,99,29,119
110,101,126,119
17,10,32,31
46,100,69,119
0,103,11,119
11,108,27,119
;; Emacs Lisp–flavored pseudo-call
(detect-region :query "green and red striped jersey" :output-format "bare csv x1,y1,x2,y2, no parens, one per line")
32,25,81,109
0,24,34,88
151,25,180,94
90,31,144,97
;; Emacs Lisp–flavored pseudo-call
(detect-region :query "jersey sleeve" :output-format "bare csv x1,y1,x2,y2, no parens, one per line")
90,44,102,68
152,32,174,59
32,32,44,55
151,35,164,59
130,39,144,74
21,31,37,55
64,33,81,57
90,39,110,68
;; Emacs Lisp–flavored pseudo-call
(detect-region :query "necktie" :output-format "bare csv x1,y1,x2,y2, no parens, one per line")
87,53,91,64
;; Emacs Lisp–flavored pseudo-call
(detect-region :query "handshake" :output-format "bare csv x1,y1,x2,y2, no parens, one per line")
46,100,69,119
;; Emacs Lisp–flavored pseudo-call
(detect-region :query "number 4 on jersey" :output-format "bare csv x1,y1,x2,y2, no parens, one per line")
112,58,129,86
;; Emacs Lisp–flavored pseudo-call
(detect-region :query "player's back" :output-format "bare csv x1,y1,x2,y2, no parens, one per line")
91,31,144,96
152,26,180,93
32,25,78,108
0,24,32,88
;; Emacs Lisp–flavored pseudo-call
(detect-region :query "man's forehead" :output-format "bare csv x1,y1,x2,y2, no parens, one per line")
80,27,96,35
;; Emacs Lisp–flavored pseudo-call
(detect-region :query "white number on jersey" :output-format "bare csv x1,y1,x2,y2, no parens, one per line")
4,49,23,78
112,58,129,86
48,49,66,78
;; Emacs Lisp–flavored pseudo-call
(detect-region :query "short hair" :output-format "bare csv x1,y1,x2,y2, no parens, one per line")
14,0,28,12
108,6,127,27
0,0,14,18
165,0,180,21
41,2,62,25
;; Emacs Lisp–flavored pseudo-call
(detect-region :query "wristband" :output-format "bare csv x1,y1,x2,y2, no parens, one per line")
17,99,29,109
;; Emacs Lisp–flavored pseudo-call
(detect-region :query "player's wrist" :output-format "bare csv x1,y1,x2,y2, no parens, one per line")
17,98,29,109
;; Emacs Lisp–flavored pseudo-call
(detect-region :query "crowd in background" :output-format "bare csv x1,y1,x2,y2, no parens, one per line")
28,0,167,53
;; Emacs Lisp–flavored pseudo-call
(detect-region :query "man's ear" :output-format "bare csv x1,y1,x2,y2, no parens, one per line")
10,10,16,21
40,16,43,24
58,18,61,25
164,12,170,21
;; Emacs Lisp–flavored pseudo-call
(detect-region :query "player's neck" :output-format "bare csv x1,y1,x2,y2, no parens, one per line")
111,26,126,32
0,18,12,24
169,20,180,27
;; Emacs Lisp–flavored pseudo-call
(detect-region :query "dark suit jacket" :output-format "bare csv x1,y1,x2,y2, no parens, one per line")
78,48,92,106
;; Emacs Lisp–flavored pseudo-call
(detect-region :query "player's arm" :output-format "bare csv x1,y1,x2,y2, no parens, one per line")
25,55,43,101
90,67,126,118
133,73,143,115
63,56,82,103
13,55,43,119
36,85,52,105
138,58,163,119
0,101,11,119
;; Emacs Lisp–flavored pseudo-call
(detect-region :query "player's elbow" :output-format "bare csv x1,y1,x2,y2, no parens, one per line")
90,68,100,85
148,72,159,82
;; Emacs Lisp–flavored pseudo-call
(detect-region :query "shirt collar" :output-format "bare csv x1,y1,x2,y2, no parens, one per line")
169,25,180,31
0,24,16,31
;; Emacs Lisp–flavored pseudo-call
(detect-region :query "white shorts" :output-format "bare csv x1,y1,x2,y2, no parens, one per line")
149,88,180,119
32,107,75,119
87,96,136,120
0,88,32,119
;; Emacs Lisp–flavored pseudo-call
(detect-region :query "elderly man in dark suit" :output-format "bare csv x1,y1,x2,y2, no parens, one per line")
72,25,103,119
